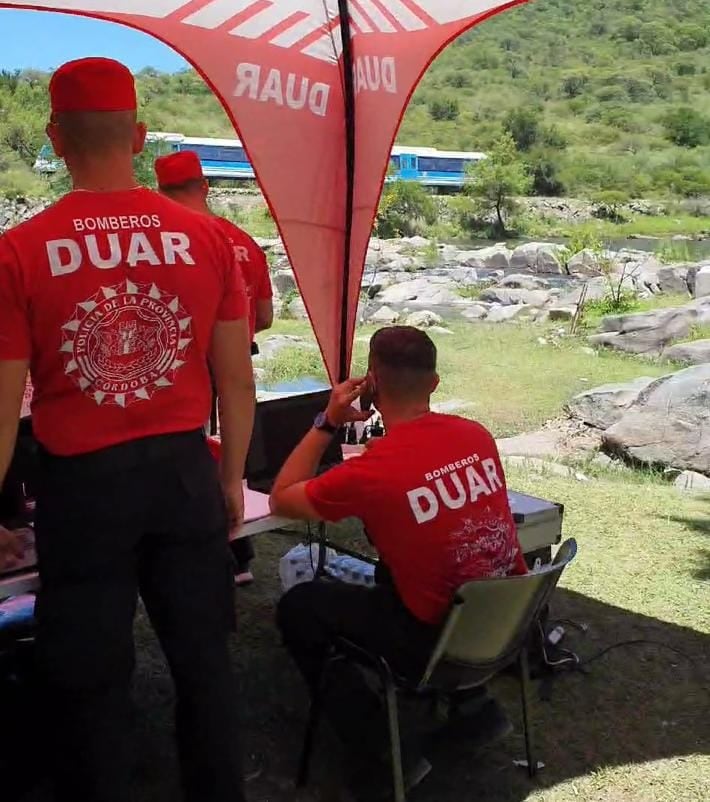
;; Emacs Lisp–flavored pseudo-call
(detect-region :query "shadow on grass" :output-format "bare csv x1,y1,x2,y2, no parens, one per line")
18,537,710,802
664,503,710,581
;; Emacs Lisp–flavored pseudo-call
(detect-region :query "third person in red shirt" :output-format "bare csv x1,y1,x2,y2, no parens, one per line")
155,150,273,586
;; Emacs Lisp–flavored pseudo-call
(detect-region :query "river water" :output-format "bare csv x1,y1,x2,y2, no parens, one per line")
459,235,710,261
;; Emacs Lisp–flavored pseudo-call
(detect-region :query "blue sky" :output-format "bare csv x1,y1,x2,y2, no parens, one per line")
0,10,187,72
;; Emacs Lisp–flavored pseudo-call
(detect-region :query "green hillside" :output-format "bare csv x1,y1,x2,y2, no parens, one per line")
1,0,709,200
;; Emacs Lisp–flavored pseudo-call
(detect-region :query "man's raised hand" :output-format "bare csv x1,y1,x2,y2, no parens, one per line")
325,377,374,427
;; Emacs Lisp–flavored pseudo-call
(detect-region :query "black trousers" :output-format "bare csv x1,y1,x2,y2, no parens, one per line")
276,579,440,762
230,536,255,572
33,430,245,802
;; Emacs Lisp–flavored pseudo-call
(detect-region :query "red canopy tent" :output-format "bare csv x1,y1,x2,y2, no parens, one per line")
1,0,526,381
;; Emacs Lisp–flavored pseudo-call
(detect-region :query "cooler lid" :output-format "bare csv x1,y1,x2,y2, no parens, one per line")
508,490,564,525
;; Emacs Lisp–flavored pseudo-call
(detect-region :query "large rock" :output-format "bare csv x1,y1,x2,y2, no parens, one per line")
487,304,532,323
446,267,479,284
510,242,565,274
461,304,490,321
384,255,421,272
555,277,608,307
400,235,430,249
694,265,710,298
474,244,513,270
589,298,710,356
285,296,309,320
498,274,550,291
405,310,443,328
658,265,691,296
565,377,657,430
455,250,485,267
631,256,664,295
377,277,459,306
369,305,399,324
255,334,313,360
662,340,710,365
603,364,710,472
454,244,512,270
271,269,296,296
479,287,551,307
567,248,605,276
548,307,576,321
674,470,710,493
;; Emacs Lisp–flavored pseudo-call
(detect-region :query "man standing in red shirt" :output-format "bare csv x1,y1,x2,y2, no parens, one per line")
154,151,274,351
155,151,273,585
0,58,255,802
270,327,527,793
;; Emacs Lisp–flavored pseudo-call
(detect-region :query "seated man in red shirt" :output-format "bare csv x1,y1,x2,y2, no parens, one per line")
155,151,272,586
270,326,527,794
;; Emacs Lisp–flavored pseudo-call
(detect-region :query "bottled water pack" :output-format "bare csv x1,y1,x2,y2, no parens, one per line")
279,544,376,591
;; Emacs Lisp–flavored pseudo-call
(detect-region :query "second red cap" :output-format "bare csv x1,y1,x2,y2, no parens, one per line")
155,151,205,188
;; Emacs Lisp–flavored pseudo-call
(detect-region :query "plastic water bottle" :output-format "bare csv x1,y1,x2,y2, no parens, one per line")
361,563,376,587
350,564,362,585
342,558,360,584
326,556,345,580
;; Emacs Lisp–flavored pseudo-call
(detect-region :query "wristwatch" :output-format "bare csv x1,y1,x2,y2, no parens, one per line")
313,411,339,435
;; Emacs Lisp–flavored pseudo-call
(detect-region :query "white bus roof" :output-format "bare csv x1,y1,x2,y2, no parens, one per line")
391,145,485,159
146,133,482,158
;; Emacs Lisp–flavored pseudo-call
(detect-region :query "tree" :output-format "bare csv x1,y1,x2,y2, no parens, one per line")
465,132,532,236
663,107,709,148
677,23,708,51
503,108,540,151
640,21,678,55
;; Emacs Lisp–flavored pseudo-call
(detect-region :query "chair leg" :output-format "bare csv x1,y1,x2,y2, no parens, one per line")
384,677,406,802
518,646,537,778
297,659,331,787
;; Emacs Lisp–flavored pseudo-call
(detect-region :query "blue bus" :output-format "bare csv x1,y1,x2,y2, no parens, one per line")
34,133,485,190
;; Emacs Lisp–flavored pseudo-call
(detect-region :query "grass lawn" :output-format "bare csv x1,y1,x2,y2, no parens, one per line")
260,319,670,437
24,321,709,802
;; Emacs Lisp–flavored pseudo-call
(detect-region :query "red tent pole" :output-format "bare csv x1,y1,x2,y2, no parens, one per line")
337,0,357,382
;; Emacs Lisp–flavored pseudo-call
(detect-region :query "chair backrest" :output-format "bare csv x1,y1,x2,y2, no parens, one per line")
421,539,577,684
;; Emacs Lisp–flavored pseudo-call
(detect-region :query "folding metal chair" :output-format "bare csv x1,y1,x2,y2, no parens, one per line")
297,538,577,802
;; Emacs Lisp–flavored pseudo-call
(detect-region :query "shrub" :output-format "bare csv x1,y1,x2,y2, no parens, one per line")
375,180,437,238
428,97,460,121
662,107,709,147
528,152,566,196
561,72,589,98
591,191,630,223
503,108,540,151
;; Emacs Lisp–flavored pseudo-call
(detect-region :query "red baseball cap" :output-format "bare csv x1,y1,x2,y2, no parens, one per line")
155,151,205,188
49,57,137,114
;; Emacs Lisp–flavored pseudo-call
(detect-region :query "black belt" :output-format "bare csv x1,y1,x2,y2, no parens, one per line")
38,429,206,476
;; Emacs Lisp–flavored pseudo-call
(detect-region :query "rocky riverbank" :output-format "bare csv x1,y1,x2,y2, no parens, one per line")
261,234,710,330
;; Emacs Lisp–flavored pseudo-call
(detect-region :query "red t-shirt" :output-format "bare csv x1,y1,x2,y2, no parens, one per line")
214,218,272,342
306,413,527,625
0,188,247,456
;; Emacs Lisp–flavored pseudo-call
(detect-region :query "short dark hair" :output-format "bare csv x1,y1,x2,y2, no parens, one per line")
369,326,437,400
